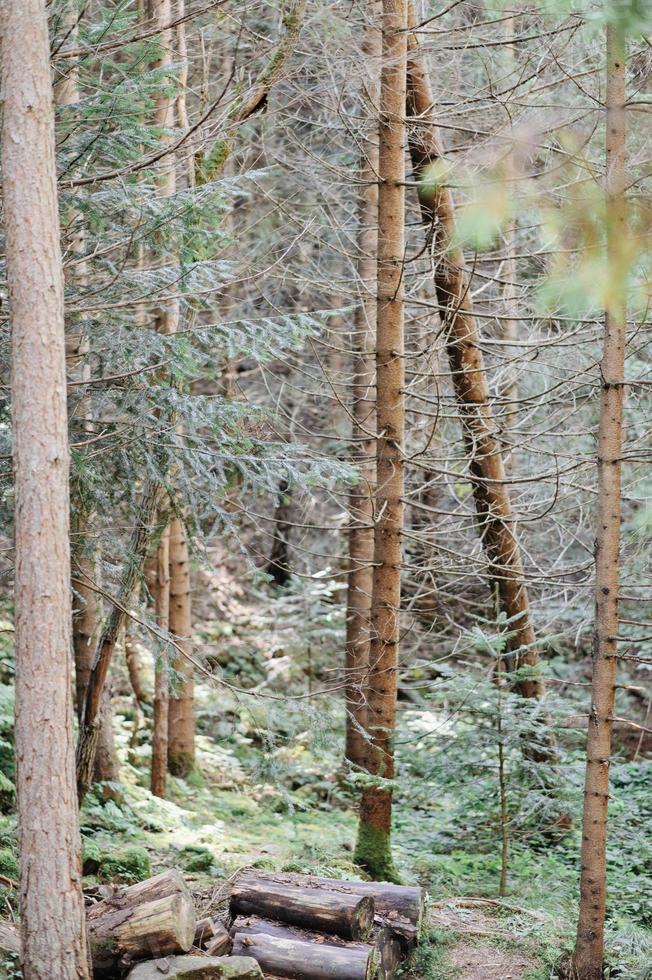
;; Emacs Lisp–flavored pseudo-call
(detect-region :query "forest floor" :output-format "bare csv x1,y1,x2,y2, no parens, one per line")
0,576,651,979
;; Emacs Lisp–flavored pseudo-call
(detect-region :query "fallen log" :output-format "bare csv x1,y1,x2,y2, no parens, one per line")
0,920,20,956
87,868,196,974
231,871,375,941
232,915,401,979
231,929,379,980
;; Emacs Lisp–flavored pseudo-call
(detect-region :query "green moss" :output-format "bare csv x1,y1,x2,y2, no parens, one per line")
0,772,15,813
179,845,214,873
168,752,198,780
0,847,18,881
82,838,101,875
354,821,401,884
99,845,151,883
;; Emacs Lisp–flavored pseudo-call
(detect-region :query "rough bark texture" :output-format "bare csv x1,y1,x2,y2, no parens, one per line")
1,2,92,975
355,0,407,883
310,877,423,941
405,3,542,698
86,869,196,974
266,480,293,586
261,874,423,948
167,517,196,776
231,915,400,980
56,0,119,786
230,872,375,941
231,930,378,980
345,9,380,771
151,532,171,795
77,480,165,801
572,24,627,980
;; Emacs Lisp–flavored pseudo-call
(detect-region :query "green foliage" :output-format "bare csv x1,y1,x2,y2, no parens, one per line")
178,845,215,873
0,848,18,882
98,846,151,883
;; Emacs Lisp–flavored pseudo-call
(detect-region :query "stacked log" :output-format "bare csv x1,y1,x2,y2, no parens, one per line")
87,868,196,974
229,870,425,979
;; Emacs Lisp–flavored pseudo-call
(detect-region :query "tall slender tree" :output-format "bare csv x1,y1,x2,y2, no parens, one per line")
1,0,91,973
345,10,381,771
354,0,407,883
405,4,542,699
573,21,627,980
55,0,119,787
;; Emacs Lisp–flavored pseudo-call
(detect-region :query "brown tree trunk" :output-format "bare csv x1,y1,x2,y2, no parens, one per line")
405,3,542,699
55,0,119,786
151,532,171,795
572,23,627,980
266,480,293,586
354,0,407,884
345,11,380,771
1,1,92,974
77,480,165,801
167,517,196,777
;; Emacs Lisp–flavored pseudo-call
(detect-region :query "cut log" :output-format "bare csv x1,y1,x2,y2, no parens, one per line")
205,922,233,956
232,871,424,947
87,868,196,974
126,955,263,979
231,930,379,980
232,915,401,979
195,916,218,947
230,871,375,941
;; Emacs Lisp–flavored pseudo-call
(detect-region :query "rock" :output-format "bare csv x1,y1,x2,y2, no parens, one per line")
126,955,263,979
82,838,102,875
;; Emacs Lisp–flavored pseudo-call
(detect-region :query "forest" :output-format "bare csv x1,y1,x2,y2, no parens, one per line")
0,0,650,978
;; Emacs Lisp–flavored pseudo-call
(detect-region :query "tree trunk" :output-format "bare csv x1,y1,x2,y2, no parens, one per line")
167,517,196,777
55,0,120,787
572,23,627,980
266,480,293,586
345,9,380,771
77,480,165,801
151,532,171,795
405,2,542,699
86,869,196,975
230,872,375,941
355,0,407,884
1,1,92,975
231,930,378,980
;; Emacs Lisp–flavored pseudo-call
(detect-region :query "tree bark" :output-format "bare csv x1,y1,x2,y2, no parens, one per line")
55,0,120,787
355,0,407,883
86,869,196,975
345,9,380,771
230,872,375,941
572,23,627,980
231,916,402,980
167,517,196,776
231,930,378,980
77,480,165,801
1,1,92,975
151,531,171,795
266,480,293,586
405,2,542,699
249,873,423,948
